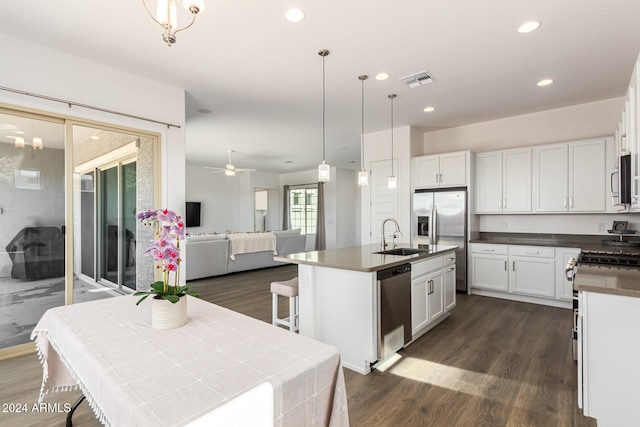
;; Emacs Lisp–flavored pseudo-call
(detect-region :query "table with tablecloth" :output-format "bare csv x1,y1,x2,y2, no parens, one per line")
30,295,349,426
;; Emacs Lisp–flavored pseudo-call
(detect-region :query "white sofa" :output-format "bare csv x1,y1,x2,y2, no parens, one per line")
185,230,306,281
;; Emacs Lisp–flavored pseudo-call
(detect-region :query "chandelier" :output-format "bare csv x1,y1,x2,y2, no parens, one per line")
142,0,205,46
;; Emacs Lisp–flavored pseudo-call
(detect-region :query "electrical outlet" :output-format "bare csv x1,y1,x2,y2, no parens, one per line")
501,221,508,230
597,222,605,231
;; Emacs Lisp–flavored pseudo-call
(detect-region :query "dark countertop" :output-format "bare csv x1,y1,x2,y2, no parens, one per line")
573,264,640,298
470,232,640,253
274,244,457,273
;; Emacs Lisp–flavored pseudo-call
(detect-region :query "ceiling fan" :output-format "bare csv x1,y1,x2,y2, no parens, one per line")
204,150,256,176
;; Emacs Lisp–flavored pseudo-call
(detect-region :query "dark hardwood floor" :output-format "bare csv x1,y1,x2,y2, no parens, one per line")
0,264,596,426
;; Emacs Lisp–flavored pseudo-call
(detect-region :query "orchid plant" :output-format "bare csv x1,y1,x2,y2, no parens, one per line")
133,208,199,305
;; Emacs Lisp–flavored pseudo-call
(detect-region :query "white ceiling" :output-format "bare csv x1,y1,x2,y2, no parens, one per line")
1,0,639,173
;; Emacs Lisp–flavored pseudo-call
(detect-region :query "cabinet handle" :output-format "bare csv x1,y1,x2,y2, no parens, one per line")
563,197,567,208
504,260,507,270
447,257,455,262
446,267,454,272
570,196,574,208
498,199,502,209
435,173,439,183
503,199,507,209
439,173,443,183
512,261,515,271
525,251,539,255
484,248,495,252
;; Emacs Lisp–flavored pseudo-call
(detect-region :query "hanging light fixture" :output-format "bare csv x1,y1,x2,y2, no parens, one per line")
318,49,331,182
32,137,43,150
14,137,25,148
357,75,369,187
388,94,398,189
142,0,205,46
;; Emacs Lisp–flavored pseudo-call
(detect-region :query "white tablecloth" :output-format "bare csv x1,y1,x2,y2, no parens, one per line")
228,233,277,260
30,296,349,427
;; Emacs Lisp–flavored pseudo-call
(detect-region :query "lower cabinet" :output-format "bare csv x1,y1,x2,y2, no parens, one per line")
579,291,640,425
509,246,556,298
411,251,456,337
444,261,456,311
427,270,444,322
470,243,576,306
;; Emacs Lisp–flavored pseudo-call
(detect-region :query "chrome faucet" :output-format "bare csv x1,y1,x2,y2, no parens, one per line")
381,218,402,250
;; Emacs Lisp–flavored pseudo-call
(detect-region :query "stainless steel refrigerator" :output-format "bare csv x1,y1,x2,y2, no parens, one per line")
412,188,467,292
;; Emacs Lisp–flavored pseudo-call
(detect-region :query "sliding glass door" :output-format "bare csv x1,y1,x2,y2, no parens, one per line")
0,110,158,354
98,159,136,290
0,110,65,350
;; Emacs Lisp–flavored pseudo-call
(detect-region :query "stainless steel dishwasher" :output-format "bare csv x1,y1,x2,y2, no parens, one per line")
376,263,412,362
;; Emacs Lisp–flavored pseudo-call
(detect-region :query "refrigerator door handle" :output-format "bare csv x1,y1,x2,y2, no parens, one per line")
431,206,438,246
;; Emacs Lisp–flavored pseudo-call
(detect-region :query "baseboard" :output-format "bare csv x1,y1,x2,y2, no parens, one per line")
470,288,572,309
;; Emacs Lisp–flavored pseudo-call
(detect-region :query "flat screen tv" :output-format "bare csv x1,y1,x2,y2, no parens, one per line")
185,202,201,227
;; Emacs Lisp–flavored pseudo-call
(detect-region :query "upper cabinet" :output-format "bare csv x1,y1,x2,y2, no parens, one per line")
533,139,607,213
413,151,467,189
476,148,531,213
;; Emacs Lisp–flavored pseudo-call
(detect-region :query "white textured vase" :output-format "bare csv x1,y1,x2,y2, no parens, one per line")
151,296,187,329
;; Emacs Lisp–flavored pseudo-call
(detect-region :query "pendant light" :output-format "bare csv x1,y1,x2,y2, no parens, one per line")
318,49,331,182
388,94,398,189
357,75,369,186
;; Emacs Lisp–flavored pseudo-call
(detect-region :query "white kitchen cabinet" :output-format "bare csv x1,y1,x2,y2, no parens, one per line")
579,291,640,425
557,248,581,301
570,140,607,212
476,148,531,213
411,275,428,334
509,246,556,298
427,269,444,323
411,251,455,337
534,143,569,212
470,244,509,292
533,139,606,212
470,243,571,306
413,151,467,189
444,261,456,311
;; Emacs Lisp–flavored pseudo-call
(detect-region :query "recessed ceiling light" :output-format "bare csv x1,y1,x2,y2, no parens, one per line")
423,106,435,113
285,8,305,22
537,78,553,87
11,130,24,134
376,73,390,81
90,135,100,140
518,21,541,33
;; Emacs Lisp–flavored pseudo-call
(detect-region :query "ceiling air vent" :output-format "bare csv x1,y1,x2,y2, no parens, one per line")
399,70,434,88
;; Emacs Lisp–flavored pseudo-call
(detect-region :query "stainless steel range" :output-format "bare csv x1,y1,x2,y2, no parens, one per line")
567,250,640,360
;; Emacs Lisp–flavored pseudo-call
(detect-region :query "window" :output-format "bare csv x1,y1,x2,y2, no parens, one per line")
289,186,317,234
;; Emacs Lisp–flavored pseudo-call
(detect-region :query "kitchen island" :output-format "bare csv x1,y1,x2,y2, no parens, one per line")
275,244,457,374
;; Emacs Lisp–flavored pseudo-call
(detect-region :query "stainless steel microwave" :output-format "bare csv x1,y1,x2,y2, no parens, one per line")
611,153,631,206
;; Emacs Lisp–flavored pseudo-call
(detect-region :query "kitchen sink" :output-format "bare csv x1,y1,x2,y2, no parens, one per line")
374,248,428,256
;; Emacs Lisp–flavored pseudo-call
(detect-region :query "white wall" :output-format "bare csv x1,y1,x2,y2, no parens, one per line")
361,126,412,245
251,172,280,231
0,34,186,209
0,33,187,284
479,213,640,236
185,165,281,233
421,97,624,155
336,168,358,248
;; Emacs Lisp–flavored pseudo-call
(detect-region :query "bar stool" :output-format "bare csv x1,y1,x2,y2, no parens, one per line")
270,277,299,332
